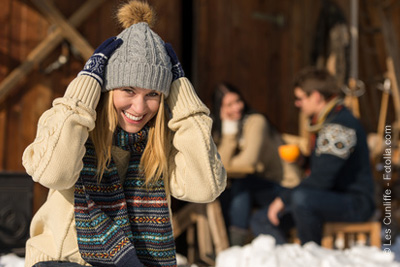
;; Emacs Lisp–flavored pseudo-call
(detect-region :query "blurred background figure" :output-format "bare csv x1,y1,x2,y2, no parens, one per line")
250,67,375,245
211,82,302,246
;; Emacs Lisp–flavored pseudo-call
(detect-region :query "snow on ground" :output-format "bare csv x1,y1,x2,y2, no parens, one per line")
216,235,400,267
0,253,24,267
392,235,400,262
0,235,399,267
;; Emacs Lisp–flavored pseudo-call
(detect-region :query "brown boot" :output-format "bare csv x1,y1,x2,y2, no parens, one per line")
229,226,248,246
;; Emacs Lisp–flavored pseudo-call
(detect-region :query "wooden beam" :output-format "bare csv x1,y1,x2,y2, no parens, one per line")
0,109,6,170
345,0,361,118
0,0,105,103
172,203,199,238
31,0,94,60
206,200,229,254
387,57,400,151
373,79,390,158
378,4,400,149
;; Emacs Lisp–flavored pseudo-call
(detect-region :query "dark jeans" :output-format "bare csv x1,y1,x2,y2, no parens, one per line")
250,186,374,245
32,262,86,267
219,175,281,230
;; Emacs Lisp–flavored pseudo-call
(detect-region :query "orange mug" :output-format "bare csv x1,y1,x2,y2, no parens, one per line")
278,144,300,163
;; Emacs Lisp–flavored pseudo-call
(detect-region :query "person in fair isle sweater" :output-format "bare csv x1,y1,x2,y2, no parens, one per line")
22,1,226,266
250,67,375,245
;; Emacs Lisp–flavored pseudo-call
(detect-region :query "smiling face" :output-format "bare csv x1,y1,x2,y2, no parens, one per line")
220,92,245,121
113,87,161,133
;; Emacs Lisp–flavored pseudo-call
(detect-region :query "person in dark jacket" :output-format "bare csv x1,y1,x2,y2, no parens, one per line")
250,67,375,245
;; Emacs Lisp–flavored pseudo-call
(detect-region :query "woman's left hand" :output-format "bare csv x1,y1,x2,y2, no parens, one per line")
165,43,185,81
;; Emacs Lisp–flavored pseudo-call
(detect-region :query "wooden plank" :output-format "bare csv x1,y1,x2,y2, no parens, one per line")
0,0,12,80
378,5,400,149
21,79,53,155
172,203,199,238
6,102,22,170
386,57,400,150
186,225,196,264
0,30,63,103
378,9,400,111
196,212,214,266
0,0,105,103
374,84,390,157
3,0,25,170
344,0,361,118
31,0,94,60
191,0,209,91
370,221,382,248
282,0,302,133
322,221,382,248
226,166,254,179
22,79,52,214
206,200,229,254
150,0,182,48
0,109,6,170
357,0,382,131
349,0,359,82
0,0,11,170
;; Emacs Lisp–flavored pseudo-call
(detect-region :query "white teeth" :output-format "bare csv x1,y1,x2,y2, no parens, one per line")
124,111,143,121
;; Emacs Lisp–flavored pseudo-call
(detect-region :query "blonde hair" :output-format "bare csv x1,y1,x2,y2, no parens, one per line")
89,91,171,191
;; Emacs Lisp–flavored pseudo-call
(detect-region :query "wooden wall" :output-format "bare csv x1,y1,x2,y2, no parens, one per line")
0,0,399,210
192,0,400,136
0,0,181,172
192,0,321,133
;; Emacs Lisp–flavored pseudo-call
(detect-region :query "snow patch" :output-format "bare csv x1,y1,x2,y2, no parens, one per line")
216,235,400,267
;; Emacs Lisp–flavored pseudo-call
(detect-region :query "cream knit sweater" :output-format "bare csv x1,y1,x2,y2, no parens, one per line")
22,75,226,267
218,114,302,188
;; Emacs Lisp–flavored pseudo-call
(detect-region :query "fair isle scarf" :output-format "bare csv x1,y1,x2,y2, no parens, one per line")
74,126,176,267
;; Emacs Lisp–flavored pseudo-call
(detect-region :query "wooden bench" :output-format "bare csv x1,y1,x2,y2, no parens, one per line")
172,200,229,265
321,221,381,249
290,221,381,249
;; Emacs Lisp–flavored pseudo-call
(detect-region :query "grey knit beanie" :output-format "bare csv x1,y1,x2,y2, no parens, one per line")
104,1,172,96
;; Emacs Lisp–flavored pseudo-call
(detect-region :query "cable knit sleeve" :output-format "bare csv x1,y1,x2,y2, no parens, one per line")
225,114,267,168
217,114,267,172
166,78,227,203
22,75,101,190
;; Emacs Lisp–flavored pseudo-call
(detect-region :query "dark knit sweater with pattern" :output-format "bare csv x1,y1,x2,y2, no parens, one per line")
280,104,374,211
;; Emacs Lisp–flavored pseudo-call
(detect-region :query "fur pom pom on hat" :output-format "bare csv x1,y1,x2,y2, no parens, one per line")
104,1,172,96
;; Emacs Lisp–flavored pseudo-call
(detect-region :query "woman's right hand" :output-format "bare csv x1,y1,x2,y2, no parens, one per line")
78,37,123,87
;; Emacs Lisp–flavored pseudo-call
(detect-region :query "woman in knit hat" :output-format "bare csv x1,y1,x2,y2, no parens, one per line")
22,1,226,266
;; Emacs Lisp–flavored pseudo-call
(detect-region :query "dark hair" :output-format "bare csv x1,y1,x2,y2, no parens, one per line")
293,67,341,100
211,82,253,144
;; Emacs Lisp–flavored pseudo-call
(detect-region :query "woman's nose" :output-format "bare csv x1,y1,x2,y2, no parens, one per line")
232,102,242,112
132,96,147,114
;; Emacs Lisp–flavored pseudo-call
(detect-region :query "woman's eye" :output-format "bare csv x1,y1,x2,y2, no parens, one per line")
148,92,160,97
123,88,134,94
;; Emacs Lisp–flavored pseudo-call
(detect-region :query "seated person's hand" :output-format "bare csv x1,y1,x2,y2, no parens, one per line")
268,197,285,226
